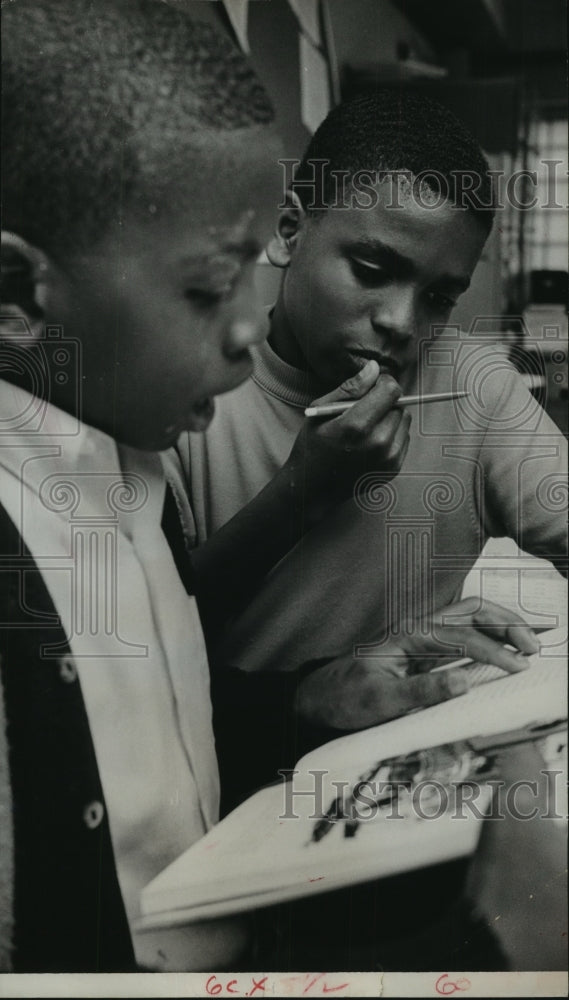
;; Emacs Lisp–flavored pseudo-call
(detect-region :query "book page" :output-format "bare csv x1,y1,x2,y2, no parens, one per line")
139,747,497,926
140,631,566,928
461,538,568,632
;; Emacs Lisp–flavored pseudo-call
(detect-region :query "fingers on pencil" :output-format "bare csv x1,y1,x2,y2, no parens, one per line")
310,359,380,407
469,599,540,655
505,623,541,655
432,598,540,666
455,629,532,673
336,375,402,427
352,406,402,444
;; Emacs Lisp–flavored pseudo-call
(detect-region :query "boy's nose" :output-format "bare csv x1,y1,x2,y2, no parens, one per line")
370,288,416,343
224,312,267,358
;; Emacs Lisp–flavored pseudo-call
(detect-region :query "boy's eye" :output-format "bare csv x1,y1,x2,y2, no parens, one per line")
426,291,457,311
350,257,387,285
185,284,234,309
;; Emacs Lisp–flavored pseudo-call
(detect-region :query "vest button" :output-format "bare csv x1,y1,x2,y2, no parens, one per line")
58,654,78,683
83,801,105,830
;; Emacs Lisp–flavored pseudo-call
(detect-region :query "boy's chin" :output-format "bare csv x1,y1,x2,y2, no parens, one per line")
123,398,216,450
186,397,216,432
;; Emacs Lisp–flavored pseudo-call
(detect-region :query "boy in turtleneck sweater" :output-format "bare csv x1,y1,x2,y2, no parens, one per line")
181,91,567,705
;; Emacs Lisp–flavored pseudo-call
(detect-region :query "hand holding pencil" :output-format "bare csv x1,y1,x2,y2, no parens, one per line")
283,359,411,521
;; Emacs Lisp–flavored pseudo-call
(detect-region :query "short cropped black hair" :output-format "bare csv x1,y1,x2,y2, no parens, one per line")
292,91,495,233
2,0,274,259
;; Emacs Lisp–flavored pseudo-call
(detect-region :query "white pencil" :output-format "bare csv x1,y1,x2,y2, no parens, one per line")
304,391,470,418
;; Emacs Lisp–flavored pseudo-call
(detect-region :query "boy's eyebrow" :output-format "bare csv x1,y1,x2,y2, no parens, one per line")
347,237,471,291
181,238,262,266
220,237,263,259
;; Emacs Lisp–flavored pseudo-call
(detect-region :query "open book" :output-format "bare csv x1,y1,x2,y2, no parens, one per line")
138,627,567,931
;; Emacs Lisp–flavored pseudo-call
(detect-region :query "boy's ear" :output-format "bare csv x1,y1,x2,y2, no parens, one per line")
1,231,51,343
266,189,306,268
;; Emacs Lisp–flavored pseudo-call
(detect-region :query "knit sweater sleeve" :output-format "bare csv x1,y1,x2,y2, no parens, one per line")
477,363,567,573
